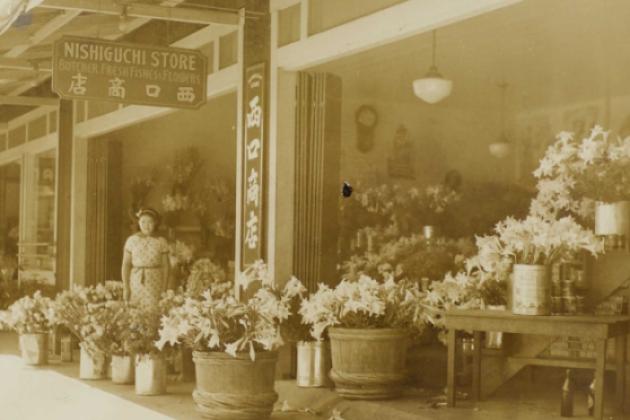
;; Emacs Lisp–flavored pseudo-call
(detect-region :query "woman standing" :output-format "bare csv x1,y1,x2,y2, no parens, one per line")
121,208,169,309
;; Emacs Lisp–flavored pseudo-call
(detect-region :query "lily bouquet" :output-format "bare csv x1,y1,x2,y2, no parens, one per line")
1,291,54,334
423,184,461,225
156,261,306,361
532,126,630,218
51,282,123,357
299,275,426,341
475,215,603,269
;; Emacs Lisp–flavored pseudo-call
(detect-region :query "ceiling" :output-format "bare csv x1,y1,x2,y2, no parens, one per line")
314,0,630,113
0,0,224,122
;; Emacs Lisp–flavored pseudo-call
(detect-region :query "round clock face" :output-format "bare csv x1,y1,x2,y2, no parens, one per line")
356,106,377,128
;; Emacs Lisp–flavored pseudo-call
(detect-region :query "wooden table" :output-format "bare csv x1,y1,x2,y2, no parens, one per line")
445,309,630,420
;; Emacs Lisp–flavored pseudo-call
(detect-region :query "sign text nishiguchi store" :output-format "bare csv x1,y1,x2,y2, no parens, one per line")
52,36,208,109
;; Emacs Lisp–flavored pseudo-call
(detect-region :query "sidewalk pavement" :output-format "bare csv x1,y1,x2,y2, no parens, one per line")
0,332,626,420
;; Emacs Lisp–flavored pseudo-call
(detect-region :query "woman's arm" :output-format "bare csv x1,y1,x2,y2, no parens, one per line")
121,250,132,301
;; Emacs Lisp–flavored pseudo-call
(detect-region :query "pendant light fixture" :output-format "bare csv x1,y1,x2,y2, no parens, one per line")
489,82,511,159
413,30,453,104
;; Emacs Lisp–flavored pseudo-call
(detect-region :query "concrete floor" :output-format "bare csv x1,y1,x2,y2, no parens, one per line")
0,332,627,420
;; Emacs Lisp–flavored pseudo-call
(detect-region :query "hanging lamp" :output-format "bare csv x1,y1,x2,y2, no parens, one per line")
489,82,512,159
413,30,453,104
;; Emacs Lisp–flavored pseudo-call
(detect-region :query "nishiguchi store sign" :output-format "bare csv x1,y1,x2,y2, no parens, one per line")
52,36,208,109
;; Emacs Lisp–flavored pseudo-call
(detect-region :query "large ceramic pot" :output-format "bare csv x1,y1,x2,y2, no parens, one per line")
512,264,549,315
296,341,331,387
19,333,48,365
135,353,167,395
329,327,408,400
192,351,278,420
595,201,630,236
79,345,107,379
111,354,135,385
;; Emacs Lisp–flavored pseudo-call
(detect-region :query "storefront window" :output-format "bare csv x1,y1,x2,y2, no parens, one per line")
19,148,56,284
0,160,20,283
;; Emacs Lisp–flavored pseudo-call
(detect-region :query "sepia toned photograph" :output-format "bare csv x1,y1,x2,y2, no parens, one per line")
0,0,628,419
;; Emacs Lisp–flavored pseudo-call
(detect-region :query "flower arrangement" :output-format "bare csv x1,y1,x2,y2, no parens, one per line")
1,291,54,334
156,261,305,361
185,258,226,296
298,275,426,341
423,184,461,225
423,271,484,328
280,277,311,343
51,282,123,356
341,234,474,284
533,126,630,215
475,215,603,268
121,305,168,356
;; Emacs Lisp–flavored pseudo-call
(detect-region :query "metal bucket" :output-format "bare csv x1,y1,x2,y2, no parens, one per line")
135,354,167,395
296,341,331,387
512,264,550,315
595,201,630,236
79,345,107,379
111,354,135,384
20,333,48,365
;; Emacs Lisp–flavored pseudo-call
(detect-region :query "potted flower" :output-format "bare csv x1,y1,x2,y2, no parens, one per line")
279,277,331,388
156,261,301,420
122,305,171,395
422,183,461,237
99,301,135,384
52,282,123,379
476,215,603,315
533,126,630,236
299,275,426,400
2,291,54,365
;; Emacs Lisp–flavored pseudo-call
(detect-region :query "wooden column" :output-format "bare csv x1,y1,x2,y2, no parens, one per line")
56,99,73,291
84,139,122,284
293,72,341,291
236,2,271,283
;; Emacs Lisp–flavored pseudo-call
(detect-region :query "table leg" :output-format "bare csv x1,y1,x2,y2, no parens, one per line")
594,339,607,420
447,328,456,407
616,334,627,413
473,331,482,401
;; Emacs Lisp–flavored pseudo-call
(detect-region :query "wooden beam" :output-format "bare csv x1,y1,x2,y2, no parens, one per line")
270,0,300,13
0,58,51,72
277,0,522,70
0,95,58,107
0,122,7,130
5,10,81,58
39,0,238,27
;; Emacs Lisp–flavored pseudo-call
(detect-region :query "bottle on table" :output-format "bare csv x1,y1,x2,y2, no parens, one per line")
560,369,574,417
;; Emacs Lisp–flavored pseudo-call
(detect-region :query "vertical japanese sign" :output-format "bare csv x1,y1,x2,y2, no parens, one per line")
241,63,265,270
51,36,207,109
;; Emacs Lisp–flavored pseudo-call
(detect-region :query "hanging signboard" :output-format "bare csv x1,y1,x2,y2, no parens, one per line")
51,36,207,109
241,62,265,271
